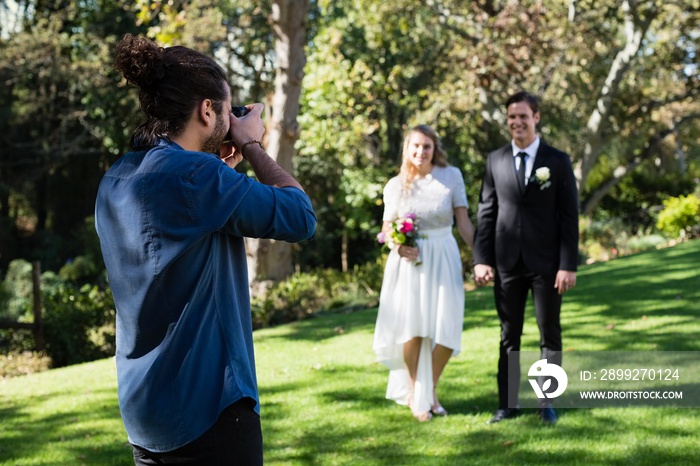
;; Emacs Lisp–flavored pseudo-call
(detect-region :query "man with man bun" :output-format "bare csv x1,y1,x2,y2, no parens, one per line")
95,34,316,465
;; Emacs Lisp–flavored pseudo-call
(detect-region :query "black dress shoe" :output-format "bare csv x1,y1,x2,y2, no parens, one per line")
487,408,520,424
539,406,558,424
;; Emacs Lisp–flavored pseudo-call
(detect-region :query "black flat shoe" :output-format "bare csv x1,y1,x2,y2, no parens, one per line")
487,408,520,424
539,406,558,424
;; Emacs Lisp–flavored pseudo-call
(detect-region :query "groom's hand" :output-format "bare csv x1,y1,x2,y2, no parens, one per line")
474,264,494,286
555,270,577,295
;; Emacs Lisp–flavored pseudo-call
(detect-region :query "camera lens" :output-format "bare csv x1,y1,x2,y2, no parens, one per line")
231,106,250,118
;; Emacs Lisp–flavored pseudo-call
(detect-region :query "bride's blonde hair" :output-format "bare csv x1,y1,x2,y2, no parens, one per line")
399,124,449,188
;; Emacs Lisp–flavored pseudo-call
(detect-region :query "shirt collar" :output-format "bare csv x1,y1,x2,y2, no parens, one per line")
133,137,183,152
512,137,540,159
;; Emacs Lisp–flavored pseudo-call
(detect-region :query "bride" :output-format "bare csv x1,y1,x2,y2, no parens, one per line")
373,124,475,421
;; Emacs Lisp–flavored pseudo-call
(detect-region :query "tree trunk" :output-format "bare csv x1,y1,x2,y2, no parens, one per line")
32,261,45,351
580,114,700,215
246,0,309,288
574,0,652,192
341,227,348,273
580,160,641,216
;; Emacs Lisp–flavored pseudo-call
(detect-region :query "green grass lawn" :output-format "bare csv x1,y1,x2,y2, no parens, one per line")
1,240,699,465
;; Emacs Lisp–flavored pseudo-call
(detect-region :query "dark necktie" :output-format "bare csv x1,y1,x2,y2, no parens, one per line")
516,152,527,192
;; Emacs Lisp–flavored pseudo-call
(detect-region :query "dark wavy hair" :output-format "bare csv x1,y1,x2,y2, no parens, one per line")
114,34,228,149
505,91,539,114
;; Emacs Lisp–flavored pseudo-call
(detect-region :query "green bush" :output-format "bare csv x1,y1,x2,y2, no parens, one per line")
579,217,628,263
59,216,106,284
251,257,385,329
656,194,700,238
58,255,100,283
41,273,116,368
0,259,35,321
0,329,36,353
579,216,672,263
0,260,39,353
0,259,116,367
0,351,52,378
625,234,667,253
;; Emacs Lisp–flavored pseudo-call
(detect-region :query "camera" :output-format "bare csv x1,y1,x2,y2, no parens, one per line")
221,106,252,154
231,106,250,118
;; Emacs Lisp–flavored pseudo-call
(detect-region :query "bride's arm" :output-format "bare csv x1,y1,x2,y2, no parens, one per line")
454,206,475,250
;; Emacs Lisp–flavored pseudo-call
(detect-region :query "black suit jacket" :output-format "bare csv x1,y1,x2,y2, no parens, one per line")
473,141,579,275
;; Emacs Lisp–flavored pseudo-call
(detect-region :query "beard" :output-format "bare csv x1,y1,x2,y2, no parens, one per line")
201,113,228,155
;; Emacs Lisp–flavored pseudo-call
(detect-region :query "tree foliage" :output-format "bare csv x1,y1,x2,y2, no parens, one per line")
0,0,143,271
296,0,699,267
0,0,698,280
656,194,700,238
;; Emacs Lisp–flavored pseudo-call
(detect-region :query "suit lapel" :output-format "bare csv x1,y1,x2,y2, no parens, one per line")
499,146,522,197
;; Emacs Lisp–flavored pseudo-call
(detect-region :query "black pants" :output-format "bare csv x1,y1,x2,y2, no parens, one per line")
494,258,563,409
132,398,263,466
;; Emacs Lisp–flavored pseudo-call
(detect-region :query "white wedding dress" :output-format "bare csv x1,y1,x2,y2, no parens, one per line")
373,165,468,414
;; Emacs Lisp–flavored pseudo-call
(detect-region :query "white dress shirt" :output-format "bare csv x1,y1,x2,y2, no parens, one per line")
512,137,540,185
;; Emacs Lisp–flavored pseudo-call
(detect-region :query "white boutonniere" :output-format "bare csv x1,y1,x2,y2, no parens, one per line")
533,167,551,190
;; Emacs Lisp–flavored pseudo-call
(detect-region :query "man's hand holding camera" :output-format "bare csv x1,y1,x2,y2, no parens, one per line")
220,103,265,168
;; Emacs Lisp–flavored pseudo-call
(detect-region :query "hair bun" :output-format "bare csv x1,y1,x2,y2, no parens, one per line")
114,34,166,90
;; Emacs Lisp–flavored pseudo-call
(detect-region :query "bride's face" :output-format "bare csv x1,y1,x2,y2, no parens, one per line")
406,131,434,170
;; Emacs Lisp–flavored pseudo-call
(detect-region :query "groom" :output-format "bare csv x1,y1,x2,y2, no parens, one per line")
473,91,579,424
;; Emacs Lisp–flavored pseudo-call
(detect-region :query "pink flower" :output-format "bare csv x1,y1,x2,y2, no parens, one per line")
401,221,414,233
376,231,386,244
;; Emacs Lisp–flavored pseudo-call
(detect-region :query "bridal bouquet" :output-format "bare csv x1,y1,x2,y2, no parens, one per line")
376,212,423,265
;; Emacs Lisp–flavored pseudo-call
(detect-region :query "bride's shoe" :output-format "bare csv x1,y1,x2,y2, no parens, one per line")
430,404,448,416
431,387,448,416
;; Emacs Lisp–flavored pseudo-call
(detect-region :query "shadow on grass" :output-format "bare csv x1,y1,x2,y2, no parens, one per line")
474,241,700,352
0,387,131,466
259,242,700,464
562,241,700,351
256,307,379,344
571,241,699,310
257,284,499,347
263,405,700,465
268,409,698,465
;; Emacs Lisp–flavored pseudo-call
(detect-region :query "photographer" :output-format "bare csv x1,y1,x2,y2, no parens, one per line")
95,34,316,465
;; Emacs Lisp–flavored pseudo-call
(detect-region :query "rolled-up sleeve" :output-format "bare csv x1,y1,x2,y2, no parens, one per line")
191,158,316,242
225,184,316,242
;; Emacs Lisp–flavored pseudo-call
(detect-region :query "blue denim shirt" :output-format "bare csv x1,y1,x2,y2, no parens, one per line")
94,141,316,452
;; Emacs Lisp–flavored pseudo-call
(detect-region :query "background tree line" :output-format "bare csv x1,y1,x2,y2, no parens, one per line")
0,0,698,367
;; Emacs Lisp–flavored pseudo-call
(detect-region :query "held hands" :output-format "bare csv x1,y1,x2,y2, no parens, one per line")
473,264,494,286
554,270,577,295
473,266,577,293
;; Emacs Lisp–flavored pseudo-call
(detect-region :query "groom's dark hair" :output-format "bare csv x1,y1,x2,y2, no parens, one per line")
506,91,539,114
